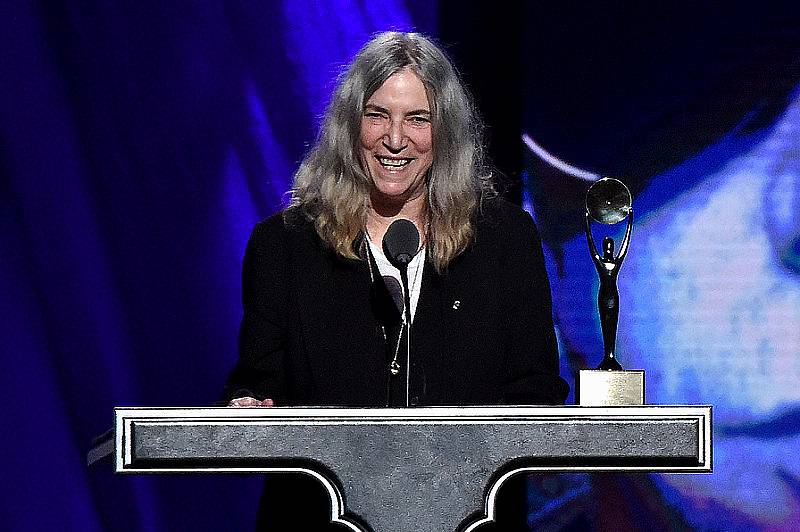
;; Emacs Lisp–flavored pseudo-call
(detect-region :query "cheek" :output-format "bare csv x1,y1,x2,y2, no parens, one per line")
360,122,383,149
409,130,433,152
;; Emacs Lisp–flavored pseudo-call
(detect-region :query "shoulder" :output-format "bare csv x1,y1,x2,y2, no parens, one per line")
474,197,539,241
243,210,323,271
249,208,315,246
242,209,322,285
461,197,546,275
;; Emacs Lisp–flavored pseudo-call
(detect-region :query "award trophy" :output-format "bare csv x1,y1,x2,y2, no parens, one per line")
578,177,645,406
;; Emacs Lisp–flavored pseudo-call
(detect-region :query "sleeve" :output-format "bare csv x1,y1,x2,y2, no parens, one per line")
220,218,290,405
499,207,570,405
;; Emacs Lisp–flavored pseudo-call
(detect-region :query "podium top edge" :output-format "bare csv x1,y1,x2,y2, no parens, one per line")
114,405,712,419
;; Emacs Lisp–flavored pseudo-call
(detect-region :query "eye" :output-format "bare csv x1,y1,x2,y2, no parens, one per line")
408,115,431,125
363,111,386,119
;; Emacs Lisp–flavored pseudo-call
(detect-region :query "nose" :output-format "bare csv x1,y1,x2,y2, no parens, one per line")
383,119,406,153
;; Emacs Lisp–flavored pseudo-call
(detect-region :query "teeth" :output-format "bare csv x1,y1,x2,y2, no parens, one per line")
377,157,412,167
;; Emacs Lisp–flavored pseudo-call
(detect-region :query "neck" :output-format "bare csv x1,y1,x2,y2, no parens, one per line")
366,193,427,247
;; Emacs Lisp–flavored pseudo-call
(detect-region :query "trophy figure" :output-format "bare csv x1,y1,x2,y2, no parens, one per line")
579,178,645,405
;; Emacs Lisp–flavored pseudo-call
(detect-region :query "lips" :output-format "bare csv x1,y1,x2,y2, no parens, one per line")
375,155,414,169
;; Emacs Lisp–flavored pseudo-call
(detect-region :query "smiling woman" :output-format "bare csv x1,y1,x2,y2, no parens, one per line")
221,31,568,529
360,68,434,229
285,31,496,274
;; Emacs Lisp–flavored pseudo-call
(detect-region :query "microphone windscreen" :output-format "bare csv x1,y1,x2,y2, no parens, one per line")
382,219,420,269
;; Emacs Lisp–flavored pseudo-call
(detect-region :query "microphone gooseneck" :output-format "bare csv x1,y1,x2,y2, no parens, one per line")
382,219,421,405
382,218,420,327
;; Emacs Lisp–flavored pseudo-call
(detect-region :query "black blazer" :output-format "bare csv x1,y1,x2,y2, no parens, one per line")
223,198,569,406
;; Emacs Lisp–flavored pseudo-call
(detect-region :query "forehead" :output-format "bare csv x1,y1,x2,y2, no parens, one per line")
366,68,431,108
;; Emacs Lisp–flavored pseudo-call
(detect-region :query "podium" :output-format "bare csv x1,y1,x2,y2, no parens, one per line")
89,405,711,531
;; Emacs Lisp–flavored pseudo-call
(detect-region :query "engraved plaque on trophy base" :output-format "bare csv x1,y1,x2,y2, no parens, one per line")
578,369,645,406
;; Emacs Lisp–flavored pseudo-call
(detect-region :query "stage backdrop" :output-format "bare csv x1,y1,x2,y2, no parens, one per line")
520,4,800,531
2,2,799,531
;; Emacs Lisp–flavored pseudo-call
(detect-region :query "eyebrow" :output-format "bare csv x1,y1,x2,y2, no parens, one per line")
364,104,431,116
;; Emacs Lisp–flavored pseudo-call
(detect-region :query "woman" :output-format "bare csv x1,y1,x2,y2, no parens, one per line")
222,31,568,530
224,31,567,409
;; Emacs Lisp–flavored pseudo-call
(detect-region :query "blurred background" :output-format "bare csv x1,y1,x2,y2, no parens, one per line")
2,1,799,530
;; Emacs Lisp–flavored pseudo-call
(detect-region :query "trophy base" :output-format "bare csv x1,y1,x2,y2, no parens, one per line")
577,369,645,406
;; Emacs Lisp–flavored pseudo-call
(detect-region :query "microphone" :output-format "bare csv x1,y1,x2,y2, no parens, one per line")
381,219,420,402
382,218,420,270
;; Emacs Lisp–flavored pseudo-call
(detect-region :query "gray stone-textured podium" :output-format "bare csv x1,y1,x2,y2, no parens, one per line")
108,406,711,532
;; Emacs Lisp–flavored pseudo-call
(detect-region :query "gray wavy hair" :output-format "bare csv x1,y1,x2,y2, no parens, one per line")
290,31,495,272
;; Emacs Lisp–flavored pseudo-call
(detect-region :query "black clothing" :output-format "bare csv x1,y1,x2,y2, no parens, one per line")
223,198,568,407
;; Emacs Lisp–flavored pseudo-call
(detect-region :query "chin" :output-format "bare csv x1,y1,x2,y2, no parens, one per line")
376,182,413,197
372,181,424,205
370,166,424,193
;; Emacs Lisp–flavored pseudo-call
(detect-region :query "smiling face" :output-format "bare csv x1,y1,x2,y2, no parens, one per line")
360,68,434,212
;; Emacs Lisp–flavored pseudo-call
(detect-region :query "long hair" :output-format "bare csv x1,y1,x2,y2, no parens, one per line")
290,31,495,272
